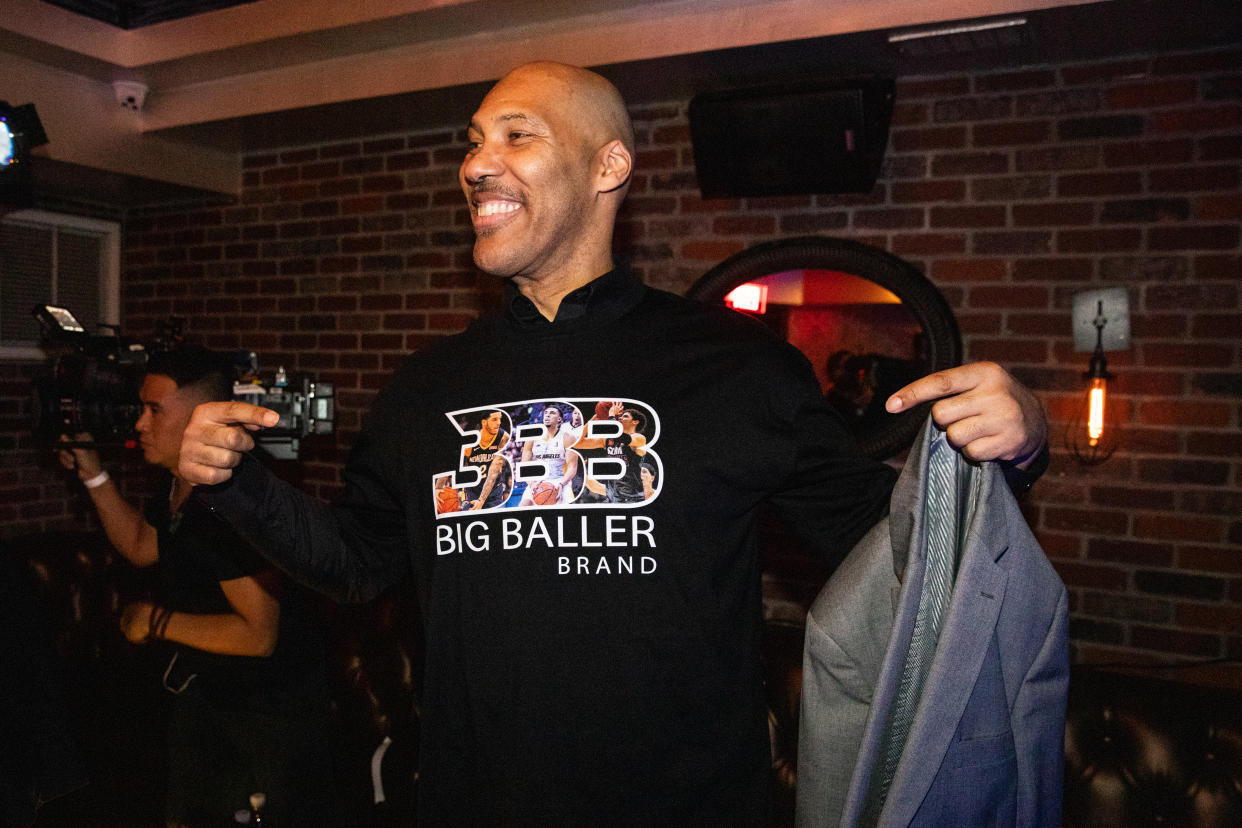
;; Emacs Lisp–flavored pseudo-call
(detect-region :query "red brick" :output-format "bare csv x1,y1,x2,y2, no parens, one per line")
387,151,430,172
1178,547,1242,574
362,175,405,194
1057,228,1143,253
1032,531,1083,559
1005,312,1067,336
973,121,1051,146
890,234,966,256
1177,602,1242,632
1013,203,1095,226
362,137,405,154
712,215,776,235
1199,135,1242,161
651,124,690,144
1146,283,1238,310
1015,146,1100,171
1191,313,1242,338
1138,399,1231,427
895,77,970,98
624,196,677,215
1152,165,1241,194
968,338,1048,363
1058,171,1143,197
978,70,1056,92
1012,258,1093,282
1051,561,1128,590
930,206,1006,228
1180,490,1242,517
892,126,967,151
931,152,1008,176
681,241,744,261
1195,254,1242,280
890,180,966,204
1153,49,1242,75
1148,224,1241,251
1114,371,1184,396
1134,513,1225,543
1045,506,1129,535
975,231,1053,255
635,148,678,169
342,196,386,215
779,213,849,234
1152,105,1242,133
1087,538,1174,567
890,102,929,126
261,166,300,185
953,312,1002,335
746,195,813,210
854,208,925,230
1102,139,1194,167
930,259,1007,282
679,195,741,213
972,176,1052,201
1198,193,1242,220
243,153,279,169
320,179,360,198
1130,626,1220,658
1090,484,1177,509
1106,79,1199,110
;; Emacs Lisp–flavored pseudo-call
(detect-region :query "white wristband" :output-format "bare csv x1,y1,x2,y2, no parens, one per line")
82,470,110,489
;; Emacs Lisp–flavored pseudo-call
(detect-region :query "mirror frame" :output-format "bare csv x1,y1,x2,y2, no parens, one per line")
688,236,961,460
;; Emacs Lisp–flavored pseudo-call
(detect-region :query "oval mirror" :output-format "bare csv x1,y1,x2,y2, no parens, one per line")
688,236,961,460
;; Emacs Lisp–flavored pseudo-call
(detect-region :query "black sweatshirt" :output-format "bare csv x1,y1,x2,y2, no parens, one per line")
202,267,897,824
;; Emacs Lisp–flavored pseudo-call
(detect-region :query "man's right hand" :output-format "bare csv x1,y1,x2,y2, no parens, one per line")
58,432,102,480
179,402,279,485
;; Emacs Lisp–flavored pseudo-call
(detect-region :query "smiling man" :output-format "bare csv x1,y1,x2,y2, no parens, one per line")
462,62,635,317
179,62,1047,823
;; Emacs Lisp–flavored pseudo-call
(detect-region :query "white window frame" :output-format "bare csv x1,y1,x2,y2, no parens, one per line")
0,209,120,360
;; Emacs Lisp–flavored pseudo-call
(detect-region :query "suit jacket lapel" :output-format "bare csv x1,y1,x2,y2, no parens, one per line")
839,421,935,826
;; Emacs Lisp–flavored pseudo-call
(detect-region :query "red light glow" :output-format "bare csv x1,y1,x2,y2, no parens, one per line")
724,283,768,314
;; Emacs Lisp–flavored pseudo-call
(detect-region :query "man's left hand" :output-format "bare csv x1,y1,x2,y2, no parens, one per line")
120,601,154,644
886,361,1047,467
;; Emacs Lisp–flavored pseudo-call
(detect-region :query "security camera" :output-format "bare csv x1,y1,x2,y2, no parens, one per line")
112,81,149,112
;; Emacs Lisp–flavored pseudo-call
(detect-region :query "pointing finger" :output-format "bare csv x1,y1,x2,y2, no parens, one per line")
196,400,280,428
886,363,994,413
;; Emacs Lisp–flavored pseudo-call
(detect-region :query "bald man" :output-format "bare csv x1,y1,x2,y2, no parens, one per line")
179,62,1048,822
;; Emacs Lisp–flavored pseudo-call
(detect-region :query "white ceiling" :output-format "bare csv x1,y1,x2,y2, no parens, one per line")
2,0,1237,206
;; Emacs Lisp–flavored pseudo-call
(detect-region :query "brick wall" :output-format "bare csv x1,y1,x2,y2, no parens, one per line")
4,45,1239,663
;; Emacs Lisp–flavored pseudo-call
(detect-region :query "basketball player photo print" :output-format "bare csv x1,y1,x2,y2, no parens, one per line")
433,398,662,515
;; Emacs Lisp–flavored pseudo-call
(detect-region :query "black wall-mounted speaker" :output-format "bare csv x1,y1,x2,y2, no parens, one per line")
688,76,895,198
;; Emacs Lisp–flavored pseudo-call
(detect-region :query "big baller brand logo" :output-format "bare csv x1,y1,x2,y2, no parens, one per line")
432,398,664,574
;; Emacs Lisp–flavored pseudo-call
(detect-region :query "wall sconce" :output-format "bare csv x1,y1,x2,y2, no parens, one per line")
1068,288,1129,464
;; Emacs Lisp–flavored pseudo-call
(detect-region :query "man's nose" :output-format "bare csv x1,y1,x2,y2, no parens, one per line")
461,142,503,185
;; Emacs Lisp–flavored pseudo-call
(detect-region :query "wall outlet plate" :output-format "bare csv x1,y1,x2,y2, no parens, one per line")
1072,288,1130,352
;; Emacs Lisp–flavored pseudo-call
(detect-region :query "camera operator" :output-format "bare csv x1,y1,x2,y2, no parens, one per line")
58,345,345,828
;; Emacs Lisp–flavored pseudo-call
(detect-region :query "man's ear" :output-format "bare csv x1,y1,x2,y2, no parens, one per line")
596,139,632,194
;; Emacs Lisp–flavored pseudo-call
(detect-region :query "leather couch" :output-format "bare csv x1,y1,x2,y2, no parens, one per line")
9,531,1242,827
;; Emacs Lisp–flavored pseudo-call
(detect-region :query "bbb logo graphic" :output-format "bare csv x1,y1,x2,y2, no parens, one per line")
432,398,661,516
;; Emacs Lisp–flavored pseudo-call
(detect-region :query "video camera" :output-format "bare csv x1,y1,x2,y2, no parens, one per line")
30,304,333,461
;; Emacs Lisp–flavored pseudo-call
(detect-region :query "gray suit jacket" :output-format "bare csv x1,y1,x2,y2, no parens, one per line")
796,418,1068,827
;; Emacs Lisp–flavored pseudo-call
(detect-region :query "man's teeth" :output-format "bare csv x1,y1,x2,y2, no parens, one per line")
477,201,521,217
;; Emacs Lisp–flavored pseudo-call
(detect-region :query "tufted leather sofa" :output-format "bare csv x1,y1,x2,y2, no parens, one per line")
10,531,1242,827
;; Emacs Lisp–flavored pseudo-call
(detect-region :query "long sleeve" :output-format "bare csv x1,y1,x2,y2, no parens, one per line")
765,352,897,572
198,401,411,604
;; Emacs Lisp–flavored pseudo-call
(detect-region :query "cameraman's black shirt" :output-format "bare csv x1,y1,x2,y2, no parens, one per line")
145,476,327,714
